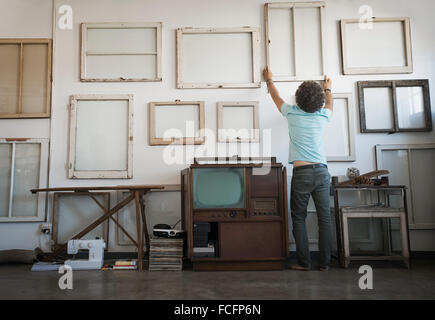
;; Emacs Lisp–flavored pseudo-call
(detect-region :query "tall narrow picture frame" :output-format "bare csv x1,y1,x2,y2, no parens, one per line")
358,80,432,133
323,93,356,161
265,2,326,81
148,101,205,145
176,27,260,88
217,101,259,143
0,39,52,118
81,22,162,82
68,94,134,179
0,138,49,222
341,17,413,75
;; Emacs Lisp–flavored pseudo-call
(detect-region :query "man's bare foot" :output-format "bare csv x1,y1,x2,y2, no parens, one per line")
290,265,310,271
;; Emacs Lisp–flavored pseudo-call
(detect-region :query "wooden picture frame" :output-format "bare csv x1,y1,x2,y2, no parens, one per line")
51,192,110,250
358,80,432,133
217,101,259,143
68,94,134,179
148,101,205,145
324,93,356,162
176,27,260,88
265,2,326,82
0,39,52,118
0,138,49,222
80,22,162,82
340,17,413,75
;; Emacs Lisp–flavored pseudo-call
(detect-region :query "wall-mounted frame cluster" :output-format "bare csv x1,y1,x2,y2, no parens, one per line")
68,94,134,179
265,1,326,81
176,27,260,88
148,101,205,145
0,138,49,222
358,80,432,133
81,22,162,82
340,17,413,75
0,39,52,118
217,101,259,143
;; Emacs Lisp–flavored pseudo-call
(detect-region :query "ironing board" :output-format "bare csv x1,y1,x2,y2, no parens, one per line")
31,185,164,270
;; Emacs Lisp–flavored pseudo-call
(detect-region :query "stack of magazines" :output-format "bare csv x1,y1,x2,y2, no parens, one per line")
149,238,183,271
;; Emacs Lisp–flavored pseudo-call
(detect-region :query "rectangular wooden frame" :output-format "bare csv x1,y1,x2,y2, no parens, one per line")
148,101,205,145
265,1,326,82
176,27,260,88
51,192,110,250
325,93,356,161
0,138,49,222
80,22,162,82
0,39,52,118
358,80,432,133
217,101,259,143
340,17,413,75
68,94,134,179
375,143,435,230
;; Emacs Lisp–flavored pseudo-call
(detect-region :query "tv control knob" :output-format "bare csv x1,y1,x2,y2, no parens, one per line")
230,211,237,218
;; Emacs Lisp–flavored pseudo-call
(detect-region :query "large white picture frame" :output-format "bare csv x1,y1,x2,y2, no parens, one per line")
176,27,260,88
68,94,134,179
81,22,162,82
265,1,326,81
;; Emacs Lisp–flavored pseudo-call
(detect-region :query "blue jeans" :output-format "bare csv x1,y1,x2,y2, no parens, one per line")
290,166,332,268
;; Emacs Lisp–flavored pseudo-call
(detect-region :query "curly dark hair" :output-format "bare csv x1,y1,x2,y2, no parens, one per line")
295,81,325,113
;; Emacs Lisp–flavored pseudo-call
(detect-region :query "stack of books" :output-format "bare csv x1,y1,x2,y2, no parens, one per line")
113,260,137,270
149,238,183,271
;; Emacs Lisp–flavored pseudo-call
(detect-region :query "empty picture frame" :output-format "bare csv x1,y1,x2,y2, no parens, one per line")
52,192,110,249
358,80,432,133
0,39,52,118
176,27,260,88
68,94,133,179
148,101,205,145
341,17,413,75
323,94,356,161
81,22,162,82
0,138,49,222
265,2,326,81
217,101,259,143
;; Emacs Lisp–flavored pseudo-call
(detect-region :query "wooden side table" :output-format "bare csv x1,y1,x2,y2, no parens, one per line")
332,185,411,269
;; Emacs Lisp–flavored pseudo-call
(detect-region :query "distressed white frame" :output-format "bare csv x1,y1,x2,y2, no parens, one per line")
265,1,326,81
176,27,260,88
148,101,205,145
217,101,259,143
375,143,435,230
68,94,134,179
324,93,356,162
340,17,413,75
81,22,162,82
0,138,48,222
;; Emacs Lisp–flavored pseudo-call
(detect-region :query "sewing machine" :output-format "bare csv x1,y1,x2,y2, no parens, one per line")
65,239,105,270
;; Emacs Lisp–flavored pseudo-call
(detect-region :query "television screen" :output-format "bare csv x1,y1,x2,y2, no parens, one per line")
193,168,245,209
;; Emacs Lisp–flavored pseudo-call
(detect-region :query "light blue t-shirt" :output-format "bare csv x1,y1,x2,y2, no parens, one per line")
281,103,331,165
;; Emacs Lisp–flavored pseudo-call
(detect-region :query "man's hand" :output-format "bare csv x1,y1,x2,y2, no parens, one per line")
263,66,284,112
323,75,331,90
263,66,273,81
323,75,333,112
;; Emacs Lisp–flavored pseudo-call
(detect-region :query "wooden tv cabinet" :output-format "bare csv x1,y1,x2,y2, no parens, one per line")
181,158,289,271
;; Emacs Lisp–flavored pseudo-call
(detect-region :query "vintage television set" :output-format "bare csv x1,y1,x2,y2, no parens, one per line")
181,157,289,271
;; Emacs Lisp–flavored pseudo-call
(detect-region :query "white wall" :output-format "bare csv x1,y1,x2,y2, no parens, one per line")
0,0,434,251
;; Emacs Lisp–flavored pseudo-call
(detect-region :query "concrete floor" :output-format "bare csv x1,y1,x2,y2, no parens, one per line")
0,259,434,300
